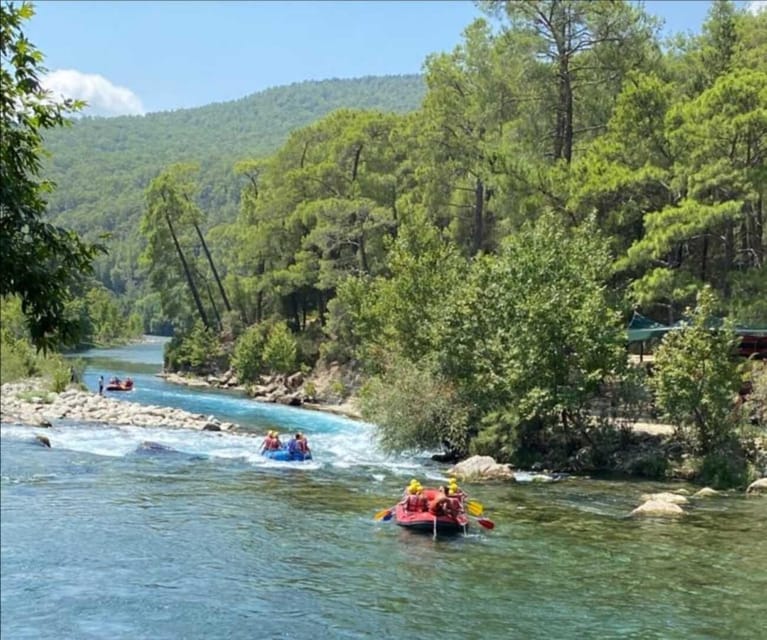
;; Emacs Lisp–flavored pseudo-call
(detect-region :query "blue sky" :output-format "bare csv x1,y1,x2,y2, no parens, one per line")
25,0,766,116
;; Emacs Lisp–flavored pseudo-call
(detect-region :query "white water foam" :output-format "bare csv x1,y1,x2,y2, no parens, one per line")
1,419,437,478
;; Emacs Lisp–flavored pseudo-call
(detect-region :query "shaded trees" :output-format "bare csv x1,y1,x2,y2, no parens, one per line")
140,163,232,332
1,1,103,349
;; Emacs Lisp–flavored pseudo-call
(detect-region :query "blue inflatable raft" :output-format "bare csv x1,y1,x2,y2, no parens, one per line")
262,448,312,462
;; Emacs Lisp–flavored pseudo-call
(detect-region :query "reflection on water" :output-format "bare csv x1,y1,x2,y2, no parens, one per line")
3,339,767,639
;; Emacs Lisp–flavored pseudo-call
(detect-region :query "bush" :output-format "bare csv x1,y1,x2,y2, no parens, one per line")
698,448,757,490
649,288,743,454
49,358,71,393
743,361,767,427
231,323,269,383
626,451,671,479
360,355,471,454
262,322,297,374
165,321,222,373
303,381,317,400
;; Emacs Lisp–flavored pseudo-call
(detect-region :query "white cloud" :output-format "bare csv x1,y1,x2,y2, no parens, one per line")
42,69,145,117
747,1,767,14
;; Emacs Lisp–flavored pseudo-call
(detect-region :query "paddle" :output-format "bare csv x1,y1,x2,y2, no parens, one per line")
374,506,396,521
471,515,495,530
466,500,484,517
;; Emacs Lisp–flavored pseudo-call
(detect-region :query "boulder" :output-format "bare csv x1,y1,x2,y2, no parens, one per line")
693,487,719,498
286,371,304,389
630,499,685,517
640,492,689,505
276,392,302,407
135,441,174,453
35,434,51,448
448,455,514,481
746,478,767,494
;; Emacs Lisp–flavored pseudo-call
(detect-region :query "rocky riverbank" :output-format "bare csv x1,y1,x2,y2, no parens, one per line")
159,364,363,420
0,379,237,432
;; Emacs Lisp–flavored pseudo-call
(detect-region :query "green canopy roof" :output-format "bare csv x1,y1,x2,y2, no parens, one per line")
627,312,767,343
627,312,671,343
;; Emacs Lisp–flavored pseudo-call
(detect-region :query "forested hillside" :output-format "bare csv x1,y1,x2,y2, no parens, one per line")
41,75,425,294
6,0,766,486
134,0,766,484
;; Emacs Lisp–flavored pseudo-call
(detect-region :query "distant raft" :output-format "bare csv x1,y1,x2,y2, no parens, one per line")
261,448,312,462
106,378,134,392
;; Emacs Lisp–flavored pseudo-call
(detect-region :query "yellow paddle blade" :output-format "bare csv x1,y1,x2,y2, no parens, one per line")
374,507,393,521
466,500,484,517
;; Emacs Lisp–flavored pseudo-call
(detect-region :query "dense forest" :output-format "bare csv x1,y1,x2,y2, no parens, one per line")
40,74,426,319
6,0,766,486
131,0,767,484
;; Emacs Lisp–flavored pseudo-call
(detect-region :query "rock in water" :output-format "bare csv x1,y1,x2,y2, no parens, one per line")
135,441,175,454
35,435,51,448
746,478,767,494
630,500,685,517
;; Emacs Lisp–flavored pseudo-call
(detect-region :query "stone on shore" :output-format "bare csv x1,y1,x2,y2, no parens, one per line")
746,478,767,494
448,455,515,481
1,381,238,432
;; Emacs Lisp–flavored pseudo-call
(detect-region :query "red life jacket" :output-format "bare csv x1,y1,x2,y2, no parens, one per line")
405,494,424,511
296,438,308,454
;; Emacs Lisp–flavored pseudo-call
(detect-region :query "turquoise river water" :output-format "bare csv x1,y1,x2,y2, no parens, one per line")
1,339,765,639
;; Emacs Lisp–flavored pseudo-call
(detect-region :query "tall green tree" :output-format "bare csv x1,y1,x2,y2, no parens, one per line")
0,1,103,349
418,19,517,255
479,0,658,163
230,110,408,330
140,164,211,330
621,69,767,313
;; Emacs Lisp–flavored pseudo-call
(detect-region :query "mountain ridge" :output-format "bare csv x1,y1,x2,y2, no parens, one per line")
42,74,426,242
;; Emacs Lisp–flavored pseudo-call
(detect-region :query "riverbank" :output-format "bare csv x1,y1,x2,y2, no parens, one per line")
4,375,763,490
158,368,363,420
0,379,237,432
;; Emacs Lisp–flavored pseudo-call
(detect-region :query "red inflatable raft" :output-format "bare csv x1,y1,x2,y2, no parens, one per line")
393,487,469,534
106,379,134,392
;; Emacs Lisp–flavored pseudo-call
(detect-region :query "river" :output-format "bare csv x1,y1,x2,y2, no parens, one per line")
1,339,765,639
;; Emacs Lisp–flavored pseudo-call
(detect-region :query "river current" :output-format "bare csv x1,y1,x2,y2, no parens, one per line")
1,339,765,639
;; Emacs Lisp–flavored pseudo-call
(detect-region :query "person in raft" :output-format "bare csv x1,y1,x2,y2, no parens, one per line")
445,477,466,515
429,484,463,519
260,430,282,452
401,479,428,512
287,432,310,456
